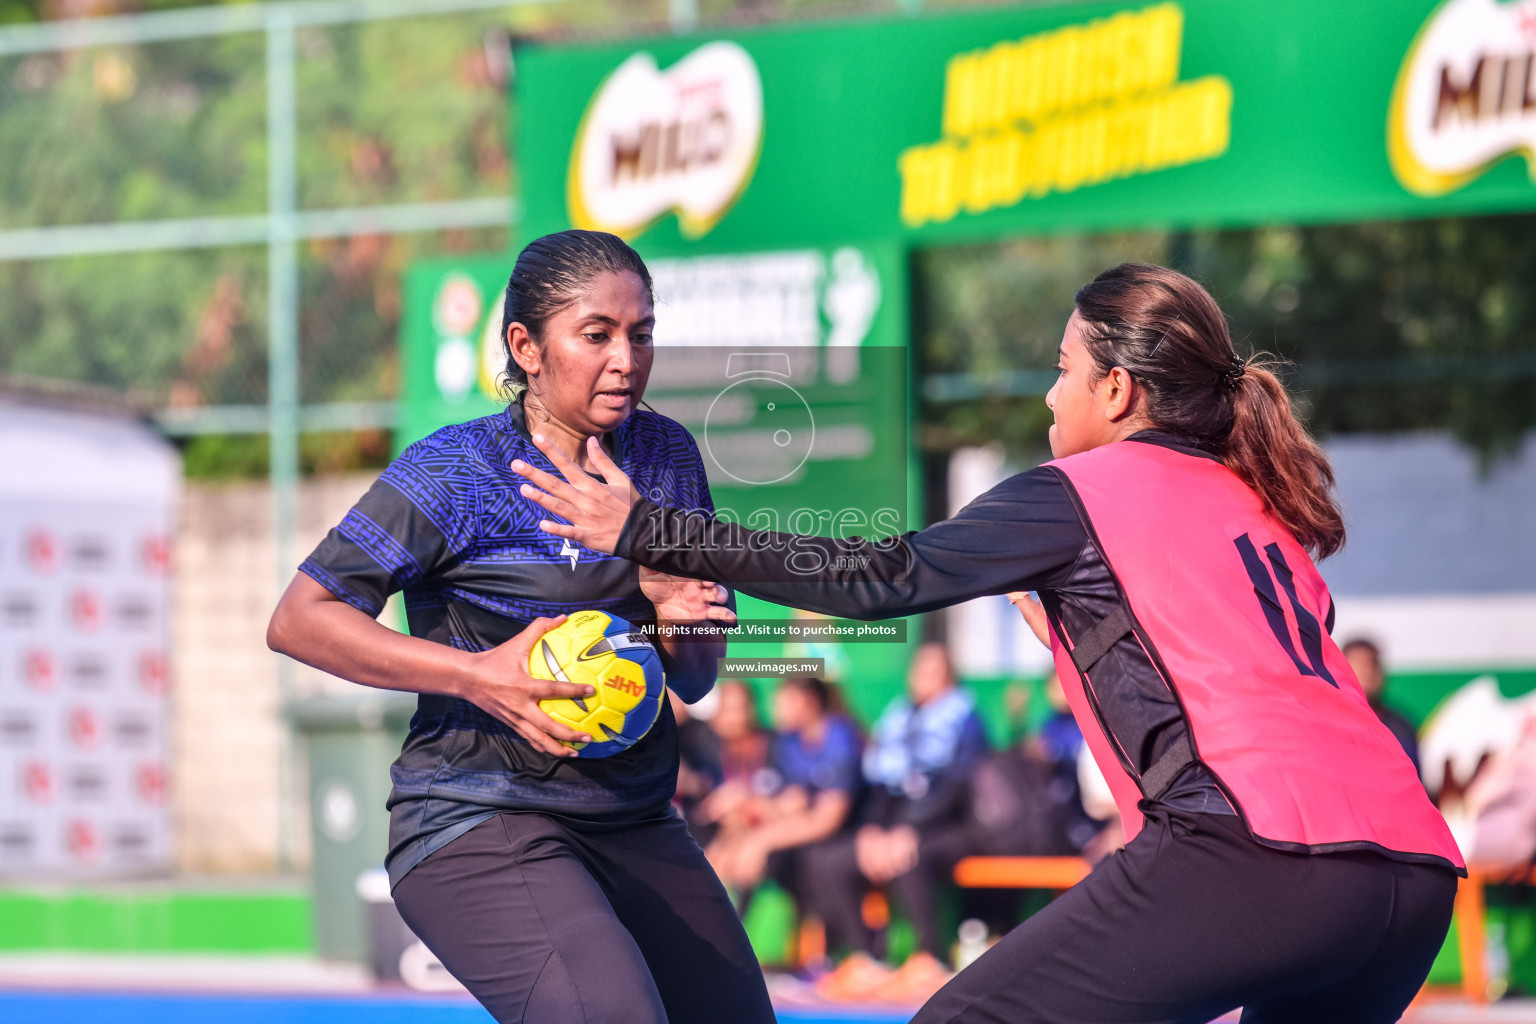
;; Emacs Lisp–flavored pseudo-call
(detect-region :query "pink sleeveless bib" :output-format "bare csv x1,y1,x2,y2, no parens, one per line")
1045,440,1462,871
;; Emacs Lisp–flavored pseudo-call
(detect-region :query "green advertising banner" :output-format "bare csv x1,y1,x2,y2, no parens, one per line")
517,0,1536,249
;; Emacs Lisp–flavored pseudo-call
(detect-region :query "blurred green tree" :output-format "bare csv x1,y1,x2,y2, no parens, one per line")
915,217,1536,465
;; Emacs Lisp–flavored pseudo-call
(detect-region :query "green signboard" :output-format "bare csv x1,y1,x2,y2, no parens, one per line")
517,0,1536,249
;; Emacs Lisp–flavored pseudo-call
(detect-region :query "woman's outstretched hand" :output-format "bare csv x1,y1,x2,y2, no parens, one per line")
511,433,639,556
639,567,736,628
1007,591,1052,649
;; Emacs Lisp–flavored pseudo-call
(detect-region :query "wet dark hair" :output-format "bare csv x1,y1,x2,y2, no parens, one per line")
1073,263,1345,559
499,229,654,396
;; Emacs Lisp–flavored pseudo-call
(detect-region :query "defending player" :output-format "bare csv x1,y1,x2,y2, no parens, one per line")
267,230,775,1024
514,262,1463,1023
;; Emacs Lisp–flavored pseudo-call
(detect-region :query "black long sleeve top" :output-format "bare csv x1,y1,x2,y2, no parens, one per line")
614,431,1235,816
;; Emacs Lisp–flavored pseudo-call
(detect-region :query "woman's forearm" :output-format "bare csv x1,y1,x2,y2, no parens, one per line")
615,473,1085,621
270,574,598,757
657,630,724,702
267,573,477,698
618,502,925,618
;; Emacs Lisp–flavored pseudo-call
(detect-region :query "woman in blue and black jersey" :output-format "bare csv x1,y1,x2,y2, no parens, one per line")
267,230,775,1024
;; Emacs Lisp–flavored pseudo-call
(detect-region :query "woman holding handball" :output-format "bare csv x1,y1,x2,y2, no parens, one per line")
516,263,1463,1024
267,230,775,1024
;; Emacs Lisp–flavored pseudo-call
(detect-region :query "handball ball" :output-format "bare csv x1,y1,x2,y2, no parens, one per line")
531,610,664,758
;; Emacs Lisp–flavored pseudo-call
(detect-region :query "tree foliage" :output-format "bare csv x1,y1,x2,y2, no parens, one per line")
915,217,1536,464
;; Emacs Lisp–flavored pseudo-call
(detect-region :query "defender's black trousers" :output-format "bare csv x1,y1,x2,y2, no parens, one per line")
913,809,1457,1024
392,811,775,1024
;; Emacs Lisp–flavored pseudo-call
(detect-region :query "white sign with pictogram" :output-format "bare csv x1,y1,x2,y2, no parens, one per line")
0,403,176,877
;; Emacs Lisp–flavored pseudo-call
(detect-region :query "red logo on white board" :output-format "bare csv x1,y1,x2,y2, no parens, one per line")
24,648,57,692
65,820,99,862
136,762,168,805
137,651,169,695
26,529,58,574
141,534,172,577
22,761,54,804
70,589,103,632
67,707,101,751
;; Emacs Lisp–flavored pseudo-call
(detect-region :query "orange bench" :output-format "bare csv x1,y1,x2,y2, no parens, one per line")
1447,863,1536,1004
953,855,1092,891
792,861,1088,967
956,856,1507,1005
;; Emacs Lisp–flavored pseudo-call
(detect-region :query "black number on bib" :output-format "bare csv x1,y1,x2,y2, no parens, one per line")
1234,533,1338,688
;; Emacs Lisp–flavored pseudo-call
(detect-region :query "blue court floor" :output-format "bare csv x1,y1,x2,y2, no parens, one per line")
0,990,912,1024
5,989,1536,1022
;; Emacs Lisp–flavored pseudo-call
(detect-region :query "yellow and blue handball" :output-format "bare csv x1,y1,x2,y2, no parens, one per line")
531,610,664,758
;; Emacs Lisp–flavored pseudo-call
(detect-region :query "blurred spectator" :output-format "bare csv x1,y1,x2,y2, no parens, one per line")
1464,713,1536,866
1342,638,1420,772
670,688,723,839
999,595,1124,864
809,644,989,1003
715,680,772,787
968,673,1102,859
1077,743,1125,864
704,677,861,910
683,681,770,846
962,674,1115,944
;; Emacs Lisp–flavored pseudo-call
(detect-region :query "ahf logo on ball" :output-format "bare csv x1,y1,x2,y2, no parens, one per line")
568,41,764,240
1389,0,1536,196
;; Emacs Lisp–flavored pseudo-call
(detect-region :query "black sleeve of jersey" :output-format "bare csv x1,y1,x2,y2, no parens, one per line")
299,469,474,617
614,466,1086,620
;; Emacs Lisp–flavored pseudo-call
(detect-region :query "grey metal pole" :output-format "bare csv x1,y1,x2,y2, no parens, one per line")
266,7,300,874
668,0,696,33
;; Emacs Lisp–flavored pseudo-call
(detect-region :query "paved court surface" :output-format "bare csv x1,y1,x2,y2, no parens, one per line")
0,954,1532,1023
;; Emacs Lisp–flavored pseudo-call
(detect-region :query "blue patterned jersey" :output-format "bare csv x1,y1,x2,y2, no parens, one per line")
299,403,718,886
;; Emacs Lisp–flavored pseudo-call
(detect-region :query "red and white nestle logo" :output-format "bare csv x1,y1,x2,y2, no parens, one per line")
65,820,99,863
138,651,169,695
141,534,172,577
24,649,57,692
21,760,53,804
136,762,168,805
25,529,58,574
67,707,102,751
70,589,103,632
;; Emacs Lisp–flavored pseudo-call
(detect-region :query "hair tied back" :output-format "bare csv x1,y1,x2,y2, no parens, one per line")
1221,356,1247,391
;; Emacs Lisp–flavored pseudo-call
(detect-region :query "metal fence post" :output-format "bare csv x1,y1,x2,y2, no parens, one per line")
266,7,300,873
668,0,697,33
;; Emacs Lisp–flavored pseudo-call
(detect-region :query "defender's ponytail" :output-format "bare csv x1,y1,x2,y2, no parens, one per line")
1223,359,1344,559
1073,263,1345,559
